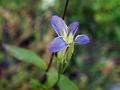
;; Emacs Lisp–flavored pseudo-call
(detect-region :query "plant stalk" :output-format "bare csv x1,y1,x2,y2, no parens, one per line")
41,0,70,87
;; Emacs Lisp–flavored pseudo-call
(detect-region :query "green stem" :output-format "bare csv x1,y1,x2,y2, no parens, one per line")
56,0,70,85
46,0,70,73
40,53,54,84
41,0,70,88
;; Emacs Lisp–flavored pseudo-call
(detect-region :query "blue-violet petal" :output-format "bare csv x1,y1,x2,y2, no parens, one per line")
74,34,90,44
48,36,68,52
68,22,79,35
51,15,68,36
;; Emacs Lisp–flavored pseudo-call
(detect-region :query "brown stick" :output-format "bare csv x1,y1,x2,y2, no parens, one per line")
62,0,69,19
45,53,54,72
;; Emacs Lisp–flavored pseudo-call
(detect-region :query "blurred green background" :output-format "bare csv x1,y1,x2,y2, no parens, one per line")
0,0,120,90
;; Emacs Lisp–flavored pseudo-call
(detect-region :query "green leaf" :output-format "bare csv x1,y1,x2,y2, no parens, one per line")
30,79,41,89
56,43,75,73
44,68,58,89
4,45,47,70
67,43,74,61
43,69,78,90
57,43,74,63
59,75,79,90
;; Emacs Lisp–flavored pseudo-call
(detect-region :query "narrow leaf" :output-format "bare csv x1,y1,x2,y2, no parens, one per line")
44,68,58,89
59,75,79,90
4,45,47,70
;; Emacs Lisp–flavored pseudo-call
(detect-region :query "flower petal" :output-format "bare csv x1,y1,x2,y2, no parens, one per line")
48,36,68,52
74,34,90,44
51,15,68,36
68,22,79,35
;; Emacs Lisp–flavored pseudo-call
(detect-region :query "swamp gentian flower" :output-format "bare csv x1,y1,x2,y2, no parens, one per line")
48,15,90,52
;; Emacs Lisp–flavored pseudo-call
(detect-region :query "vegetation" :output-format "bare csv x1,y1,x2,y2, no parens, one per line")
0,0,120,90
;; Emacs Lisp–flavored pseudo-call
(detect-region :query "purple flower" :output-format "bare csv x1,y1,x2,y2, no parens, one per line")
48,15,90,52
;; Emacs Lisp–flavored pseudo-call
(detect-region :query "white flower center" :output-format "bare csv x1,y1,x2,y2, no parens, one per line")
63,31,73,44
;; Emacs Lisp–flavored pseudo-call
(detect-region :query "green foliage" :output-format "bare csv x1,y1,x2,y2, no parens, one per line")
29,68,79,90
0,0,120,90
43,69,79,90
30,79,41,89
115,26,120,42
5,45,47,70
56,43,74,73
59,75,79,90
44,68,58,89
4,45,79,90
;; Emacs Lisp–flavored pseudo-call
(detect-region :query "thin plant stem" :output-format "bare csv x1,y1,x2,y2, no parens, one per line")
45,53,54,72
41,0,70,87
45,0,70,73
62,0,69,19
40,53,54,84
54,0,70,88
